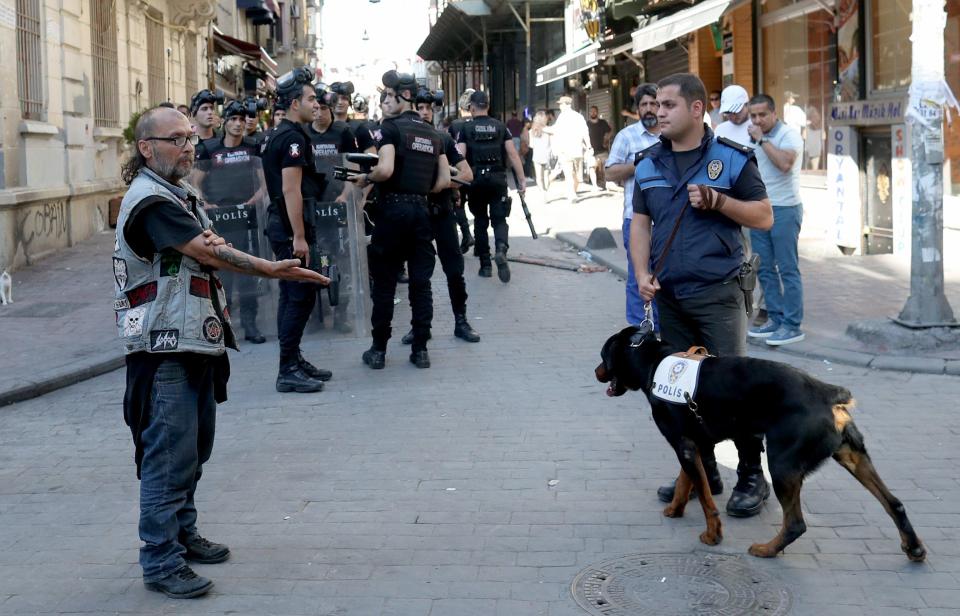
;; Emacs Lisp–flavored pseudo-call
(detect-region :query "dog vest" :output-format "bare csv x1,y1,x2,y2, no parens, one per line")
650,346,712,405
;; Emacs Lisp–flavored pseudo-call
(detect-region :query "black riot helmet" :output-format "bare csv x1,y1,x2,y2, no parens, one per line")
381,70,418,102
189,89,225,115
276,66,316,104
314,85,339,109
222,99,246,120
242,96,268,118
330,81,355,97
415,87,444,107
352,94,368,114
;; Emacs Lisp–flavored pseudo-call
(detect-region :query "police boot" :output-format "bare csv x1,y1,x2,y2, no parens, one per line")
401,330,433,345
362,346,386,370
454,313,480,342
656,458,724,503
243,322,266,344
459,226,475,254
298,352,332,381
478,257,493,278
276,357,324,393
725,463,770,517
494,246,511,283
409,348,431,369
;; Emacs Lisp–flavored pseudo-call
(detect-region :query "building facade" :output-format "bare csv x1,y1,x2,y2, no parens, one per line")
0,0,319,273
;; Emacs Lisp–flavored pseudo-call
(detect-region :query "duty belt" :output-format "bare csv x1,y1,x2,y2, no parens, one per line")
381,192,428,206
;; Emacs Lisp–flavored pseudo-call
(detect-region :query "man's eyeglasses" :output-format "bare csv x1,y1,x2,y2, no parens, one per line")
143,134,200,148
709,97,720,102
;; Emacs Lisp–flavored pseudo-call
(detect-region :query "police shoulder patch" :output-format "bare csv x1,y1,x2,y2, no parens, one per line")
288,142,301,158
716,136,753,154
707,159,723,181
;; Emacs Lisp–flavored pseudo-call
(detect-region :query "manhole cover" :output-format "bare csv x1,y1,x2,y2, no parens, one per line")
571,553,792,616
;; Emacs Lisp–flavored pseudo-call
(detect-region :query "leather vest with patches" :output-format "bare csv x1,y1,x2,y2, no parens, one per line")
113,170,237,356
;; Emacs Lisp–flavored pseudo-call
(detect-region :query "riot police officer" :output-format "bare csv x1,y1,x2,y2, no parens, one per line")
189,89,224,142
456,90,527,282
329,81,355,124
397,87,480,345
305,86,359,332
194,99,267,344
261,67,332,393
349,71,450,370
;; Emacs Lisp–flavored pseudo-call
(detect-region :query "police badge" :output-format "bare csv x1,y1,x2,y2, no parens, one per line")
707,159,723,181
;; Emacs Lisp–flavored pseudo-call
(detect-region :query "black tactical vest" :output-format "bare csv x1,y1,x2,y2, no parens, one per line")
383,111,441,196
463,116,507,186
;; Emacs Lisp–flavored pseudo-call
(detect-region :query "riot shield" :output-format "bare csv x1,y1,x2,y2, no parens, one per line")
189,156,277,338
303,183,370,337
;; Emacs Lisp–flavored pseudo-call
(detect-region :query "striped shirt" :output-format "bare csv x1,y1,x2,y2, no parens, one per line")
605,124,660,220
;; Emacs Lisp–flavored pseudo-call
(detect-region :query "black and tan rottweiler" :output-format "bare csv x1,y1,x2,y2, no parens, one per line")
595,326,926,561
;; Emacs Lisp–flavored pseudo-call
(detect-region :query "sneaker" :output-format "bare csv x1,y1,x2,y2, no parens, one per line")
747,321,780,339
766,326,805,346
144,564,213,599
182,535,230,564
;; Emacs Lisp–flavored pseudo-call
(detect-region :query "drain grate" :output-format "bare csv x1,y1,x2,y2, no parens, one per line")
571,553,793,615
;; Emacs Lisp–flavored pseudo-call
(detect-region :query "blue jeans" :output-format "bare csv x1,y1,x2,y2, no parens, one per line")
139,359,216,581
750,205,803,329
623,218,658,328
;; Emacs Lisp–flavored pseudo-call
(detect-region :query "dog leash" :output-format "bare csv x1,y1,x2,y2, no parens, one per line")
639,196,691,330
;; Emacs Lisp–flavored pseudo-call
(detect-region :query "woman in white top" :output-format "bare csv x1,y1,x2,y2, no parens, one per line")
529,111,552,192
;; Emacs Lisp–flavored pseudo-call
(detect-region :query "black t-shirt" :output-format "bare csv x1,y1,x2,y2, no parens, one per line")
588,118,611,152
262,119,311,200
633,155,767,216
306,120,358,200
353,120,380,153
673,149,701,180
125,198,205,260
195,137,262,206
430,132,464,205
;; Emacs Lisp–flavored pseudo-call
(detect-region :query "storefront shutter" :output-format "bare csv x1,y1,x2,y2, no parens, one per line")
586,88,613,122
644,41,690,83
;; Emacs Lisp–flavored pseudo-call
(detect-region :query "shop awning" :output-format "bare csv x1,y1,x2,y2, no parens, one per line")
631,0,731,55
417,5,479,61
535,42,600,87
212,30,278,77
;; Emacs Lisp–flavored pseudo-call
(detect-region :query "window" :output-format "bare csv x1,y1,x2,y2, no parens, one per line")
185,33,198,96
91,0,119,127
16,0,43,119
870,0,912,92
761,5,836,171
146,9,167,105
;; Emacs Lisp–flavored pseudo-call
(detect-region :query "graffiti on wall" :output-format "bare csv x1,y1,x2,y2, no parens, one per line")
13,200,69,266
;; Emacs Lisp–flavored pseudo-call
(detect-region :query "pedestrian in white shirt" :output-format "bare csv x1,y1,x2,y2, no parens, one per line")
714,84,754,148
546,96,591,201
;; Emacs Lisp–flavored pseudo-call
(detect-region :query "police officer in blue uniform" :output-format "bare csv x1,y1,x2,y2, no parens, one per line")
629,73,775,518
262,67,333,393
349,71,450,370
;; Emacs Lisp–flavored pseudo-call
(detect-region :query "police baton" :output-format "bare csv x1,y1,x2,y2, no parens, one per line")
509,167,538,239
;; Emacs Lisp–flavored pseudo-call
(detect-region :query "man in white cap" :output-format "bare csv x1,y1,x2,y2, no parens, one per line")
714,85,753,149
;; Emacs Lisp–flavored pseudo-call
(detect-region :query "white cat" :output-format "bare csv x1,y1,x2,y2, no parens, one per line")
0,270,11,305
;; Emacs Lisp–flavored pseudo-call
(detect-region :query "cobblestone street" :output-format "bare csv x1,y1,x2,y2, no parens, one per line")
1,235,959,615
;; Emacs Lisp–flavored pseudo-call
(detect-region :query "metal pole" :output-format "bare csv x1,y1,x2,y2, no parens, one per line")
525,2,532,117
482,17,488,90
896,0,956,327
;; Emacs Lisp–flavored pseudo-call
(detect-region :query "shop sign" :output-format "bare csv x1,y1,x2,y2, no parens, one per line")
829,99,906,126
891,124,912,257
827,126,862,250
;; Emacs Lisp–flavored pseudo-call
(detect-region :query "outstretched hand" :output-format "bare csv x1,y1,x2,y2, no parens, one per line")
270,259,330,285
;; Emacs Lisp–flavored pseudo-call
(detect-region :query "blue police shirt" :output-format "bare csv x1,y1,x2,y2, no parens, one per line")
632,130,768,299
